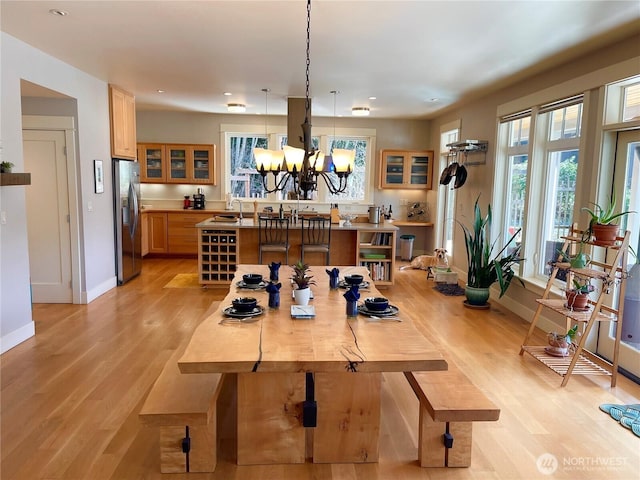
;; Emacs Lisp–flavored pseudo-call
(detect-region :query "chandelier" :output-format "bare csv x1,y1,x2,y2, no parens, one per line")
254,0,355,200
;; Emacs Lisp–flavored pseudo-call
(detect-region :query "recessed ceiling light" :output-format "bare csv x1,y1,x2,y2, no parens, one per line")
157,89,165,94
368,96,377,100
227,103,246,113
223,92,232,96
49,9,68,16
352,107,370,117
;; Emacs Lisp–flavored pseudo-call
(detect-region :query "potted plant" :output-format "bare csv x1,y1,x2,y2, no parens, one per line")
291,260,315,305
547,324,579,356
582,193,635,246
0,162,14,173
458,197,524,306
565,277,594,310
557,240,591,269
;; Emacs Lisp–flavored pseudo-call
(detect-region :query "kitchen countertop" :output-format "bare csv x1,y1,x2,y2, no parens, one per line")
195,217,399,231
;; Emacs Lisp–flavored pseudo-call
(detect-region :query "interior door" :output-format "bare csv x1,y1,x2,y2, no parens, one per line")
596,129,640,378
23,129,73,303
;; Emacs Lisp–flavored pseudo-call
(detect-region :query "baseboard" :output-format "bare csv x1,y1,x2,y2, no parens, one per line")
84,276,117,304
1,321,35,354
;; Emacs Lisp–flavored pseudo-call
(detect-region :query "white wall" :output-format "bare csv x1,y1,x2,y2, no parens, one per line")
1,33,116,352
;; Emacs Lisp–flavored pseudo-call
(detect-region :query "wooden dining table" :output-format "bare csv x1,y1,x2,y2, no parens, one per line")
178,264,447,465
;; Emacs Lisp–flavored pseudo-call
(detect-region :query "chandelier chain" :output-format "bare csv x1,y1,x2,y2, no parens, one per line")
254,0,352,200
305,0,311,115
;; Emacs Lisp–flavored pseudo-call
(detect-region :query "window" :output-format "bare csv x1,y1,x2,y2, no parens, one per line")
501,115,530,255
498,96,583,283
229,134,267,198
538,100,582,278
439,128,459,254
325,137,369,203
223,124,375,205
623,82,640,122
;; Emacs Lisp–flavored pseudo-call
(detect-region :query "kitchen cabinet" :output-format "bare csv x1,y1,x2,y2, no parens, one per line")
109,85,137,160
142,212,168,255
139,144,166,182
167,212,211,255
379,149,433,189
137,143,215,184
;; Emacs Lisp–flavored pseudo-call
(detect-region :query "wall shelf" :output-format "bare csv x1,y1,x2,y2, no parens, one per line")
0,173,31,186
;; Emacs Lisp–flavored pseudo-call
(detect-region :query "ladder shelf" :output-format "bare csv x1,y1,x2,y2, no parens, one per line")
519,224,630,387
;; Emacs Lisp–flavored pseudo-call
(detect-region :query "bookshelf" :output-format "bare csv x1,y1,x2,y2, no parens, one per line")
355,229,397,285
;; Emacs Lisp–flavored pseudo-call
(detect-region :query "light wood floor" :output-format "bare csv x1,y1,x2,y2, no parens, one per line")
2,258,639,479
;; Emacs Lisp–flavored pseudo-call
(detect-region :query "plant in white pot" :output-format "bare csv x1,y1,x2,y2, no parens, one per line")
291,260,315,306
458,197,524,307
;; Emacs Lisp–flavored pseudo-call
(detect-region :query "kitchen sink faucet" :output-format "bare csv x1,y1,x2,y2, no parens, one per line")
233,198,243,220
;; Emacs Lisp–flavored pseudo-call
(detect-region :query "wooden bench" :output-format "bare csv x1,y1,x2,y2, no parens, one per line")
404,364,500,467
139,356,224,474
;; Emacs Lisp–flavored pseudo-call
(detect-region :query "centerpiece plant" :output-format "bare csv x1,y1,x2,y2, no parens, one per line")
458,196,524,306
291,260,315,306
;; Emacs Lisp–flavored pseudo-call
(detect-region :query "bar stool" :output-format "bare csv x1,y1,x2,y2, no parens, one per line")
258,216,290,264
301,216,331,265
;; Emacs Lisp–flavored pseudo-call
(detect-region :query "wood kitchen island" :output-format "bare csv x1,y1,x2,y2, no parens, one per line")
195,217,399,285
178,264,447,465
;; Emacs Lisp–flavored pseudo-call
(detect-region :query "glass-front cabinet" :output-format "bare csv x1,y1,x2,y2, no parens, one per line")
138,143,215,184
139,144,166,182
192,146,215,183
167,145,188,183
379,149,434,189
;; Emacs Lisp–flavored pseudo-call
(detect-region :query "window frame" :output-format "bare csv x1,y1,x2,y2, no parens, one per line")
496,97,586,285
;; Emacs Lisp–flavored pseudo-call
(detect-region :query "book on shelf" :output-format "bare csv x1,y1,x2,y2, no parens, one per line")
291,305,316,319
369,232,391,246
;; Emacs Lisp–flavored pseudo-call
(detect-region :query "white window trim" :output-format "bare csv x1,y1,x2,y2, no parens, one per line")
436,120,461,251
495,95,588,284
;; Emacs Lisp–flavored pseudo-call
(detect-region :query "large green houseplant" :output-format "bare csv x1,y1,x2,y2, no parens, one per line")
459,197,524,306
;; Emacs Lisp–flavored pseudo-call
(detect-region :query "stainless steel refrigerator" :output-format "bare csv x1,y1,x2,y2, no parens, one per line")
113,159,142,284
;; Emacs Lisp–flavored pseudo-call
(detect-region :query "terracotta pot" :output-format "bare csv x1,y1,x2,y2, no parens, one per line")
591,223,619,246
566,290,589,310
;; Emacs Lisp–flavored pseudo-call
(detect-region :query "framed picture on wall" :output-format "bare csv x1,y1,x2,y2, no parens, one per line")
94,160,104,194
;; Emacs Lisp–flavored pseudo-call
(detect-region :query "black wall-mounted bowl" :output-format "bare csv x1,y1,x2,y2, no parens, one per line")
243,273,263,285
232,297,258,312
364,297,389,311
344,274,364,285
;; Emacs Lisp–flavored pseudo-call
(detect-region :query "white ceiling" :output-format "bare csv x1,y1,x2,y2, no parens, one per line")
2,1,639,119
